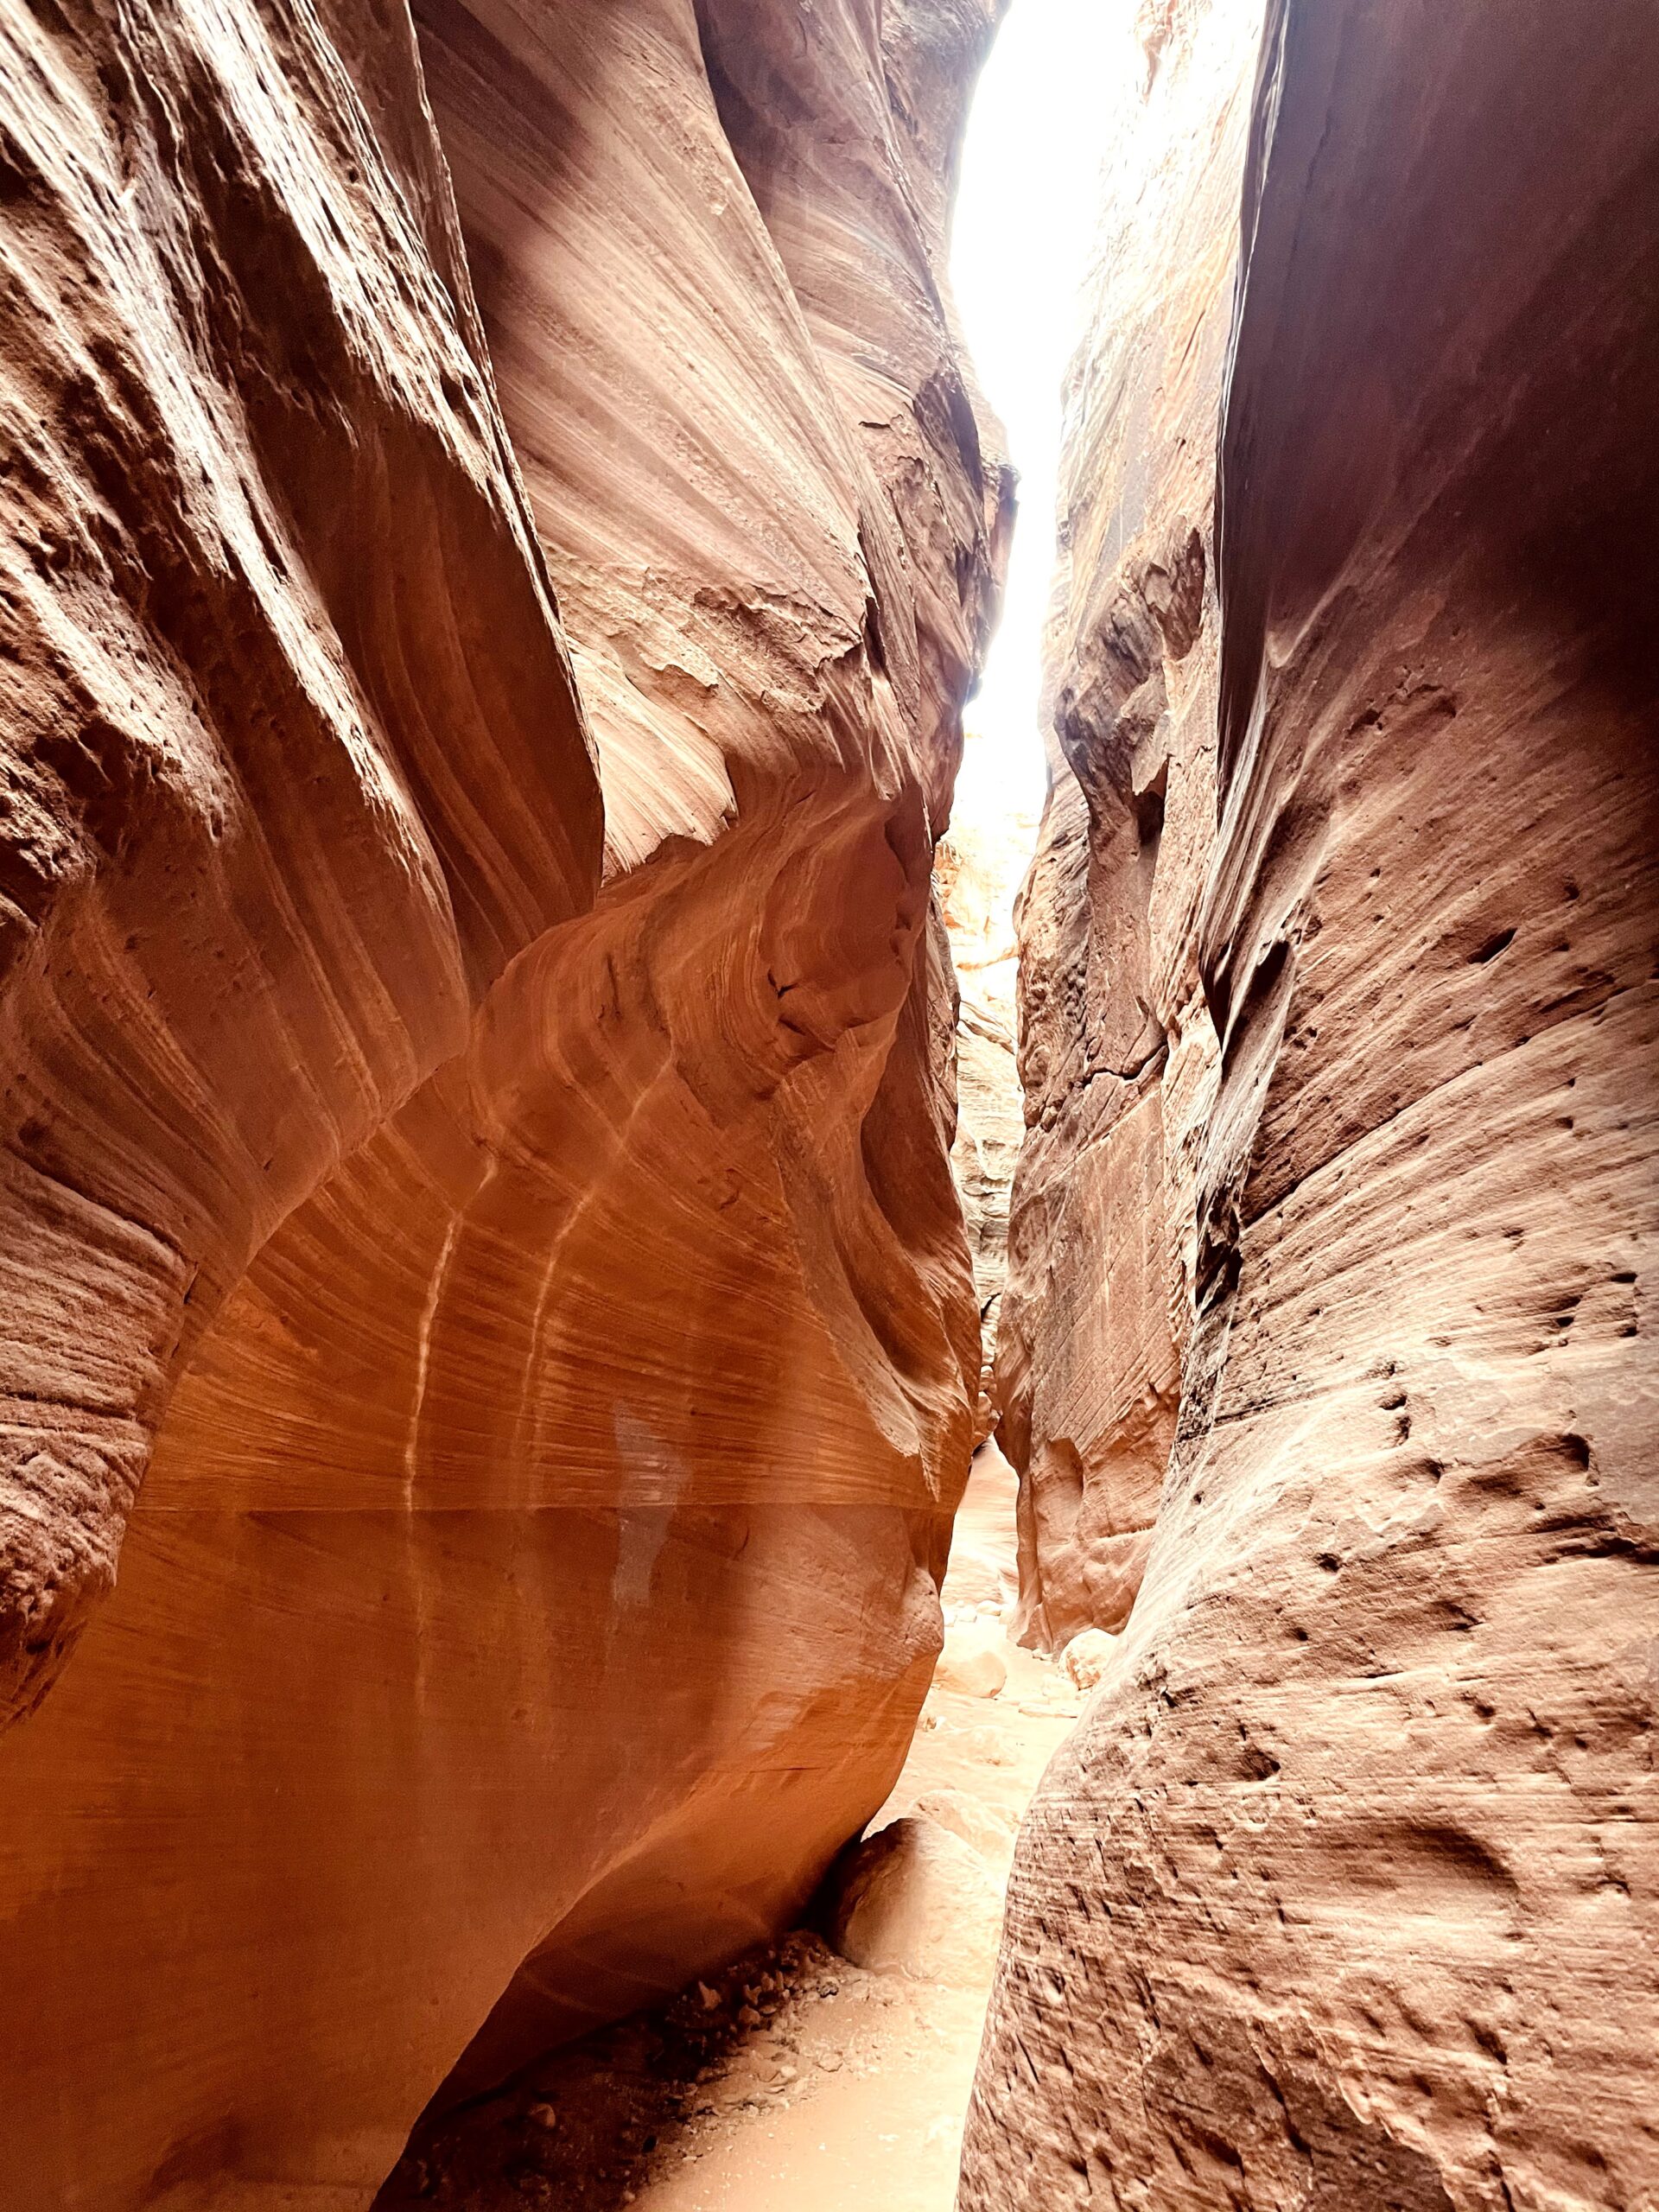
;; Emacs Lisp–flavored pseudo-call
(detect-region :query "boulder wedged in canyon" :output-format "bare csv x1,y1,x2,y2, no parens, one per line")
993,0,1251,1651
965,4,1659,2208
0,3,1005,2207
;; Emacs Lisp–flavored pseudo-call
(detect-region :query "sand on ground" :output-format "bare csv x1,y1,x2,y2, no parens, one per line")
377,1445,1080,2212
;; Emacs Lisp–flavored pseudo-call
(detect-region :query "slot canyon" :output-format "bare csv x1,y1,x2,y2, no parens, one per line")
0,1,1653,2209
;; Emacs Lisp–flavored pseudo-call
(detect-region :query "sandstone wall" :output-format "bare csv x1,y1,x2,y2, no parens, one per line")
993,0,1255,1651
0,0,601,1733
0,3,1003,2205
965,2,1659,2205
938,821,1025,1441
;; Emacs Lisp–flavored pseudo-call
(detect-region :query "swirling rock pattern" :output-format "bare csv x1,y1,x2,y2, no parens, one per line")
0,0,601,1732
965,3,1659,2206
0,2,1002,2205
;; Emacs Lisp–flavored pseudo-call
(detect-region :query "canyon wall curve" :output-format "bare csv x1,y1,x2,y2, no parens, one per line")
9,3,1656,2206
966,1,1659,2206
938,818,1024,1444
0,0,603,1734
0,3,1007,2207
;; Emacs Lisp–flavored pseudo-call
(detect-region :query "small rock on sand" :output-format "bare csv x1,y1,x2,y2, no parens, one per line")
1059,1627,1118,1692
825,1816,1004,1986
912,1786,1016,1870
933,1620,1007,1700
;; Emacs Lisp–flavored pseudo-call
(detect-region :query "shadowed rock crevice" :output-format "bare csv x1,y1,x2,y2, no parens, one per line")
990,0,1244,1657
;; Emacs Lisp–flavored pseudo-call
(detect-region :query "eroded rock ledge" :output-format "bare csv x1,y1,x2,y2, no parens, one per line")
0,3,1005,2205
967,1,1659,2205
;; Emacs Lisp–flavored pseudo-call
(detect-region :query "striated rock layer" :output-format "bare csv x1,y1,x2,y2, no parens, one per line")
966,3,1659,2207
938,819,1025,1441
993,0,1250,1650
0,3,1005,2206
0,0,601,1732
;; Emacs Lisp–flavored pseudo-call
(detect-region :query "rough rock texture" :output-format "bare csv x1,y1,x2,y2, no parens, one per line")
993,0,1251,1651
0,3,1004,2206
938,823,1024,1439
965,3,1659,2208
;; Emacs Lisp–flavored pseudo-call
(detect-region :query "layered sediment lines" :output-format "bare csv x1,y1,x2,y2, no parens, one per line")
938,821,1025,1441
993,0,1252,1650
0,4,1004,2206
967,2,1659,2205
0,0,601,1733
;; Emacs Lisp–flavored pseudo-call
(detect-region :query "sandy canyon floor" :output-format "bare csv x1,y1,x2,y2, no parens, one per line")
377,1449,1077,2212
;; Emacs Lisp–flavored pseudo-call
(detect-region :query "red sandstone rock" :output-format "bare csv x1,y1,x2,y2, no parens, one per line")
965,3,1659,2206
993,0,1250,1651
0,0,602,1732
0,3,1002,2205
938,823,1025,1441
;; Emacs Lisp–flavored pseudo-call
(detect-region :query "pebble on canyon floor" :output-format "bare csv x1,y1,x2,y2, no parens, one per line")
823,1815,1003,1986
932,1619,1008,1699
1058,1626,1119,1692
373,1930,855,2209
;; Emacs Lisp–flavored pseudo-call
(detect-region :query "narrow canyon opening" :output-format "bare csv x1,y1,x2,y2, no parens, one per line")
375,10,1128,2202
1,3,1654,2211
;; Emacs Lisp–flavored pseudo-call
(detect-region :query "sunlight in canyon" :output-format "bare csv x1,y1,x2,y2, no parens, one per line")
948,0,1140,867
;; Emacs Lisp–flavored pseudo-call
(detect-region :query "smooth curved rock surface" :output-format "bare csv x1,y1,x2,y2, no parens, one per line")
966,3,1659,2206
993,0,1248,1651
0,0,601,1732
0,3,1003,2206
935,1618,1008,1700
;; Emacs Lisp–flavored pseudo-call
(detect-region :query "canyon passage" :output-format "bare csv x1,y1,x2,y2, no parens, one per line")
0,4,1655,2211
